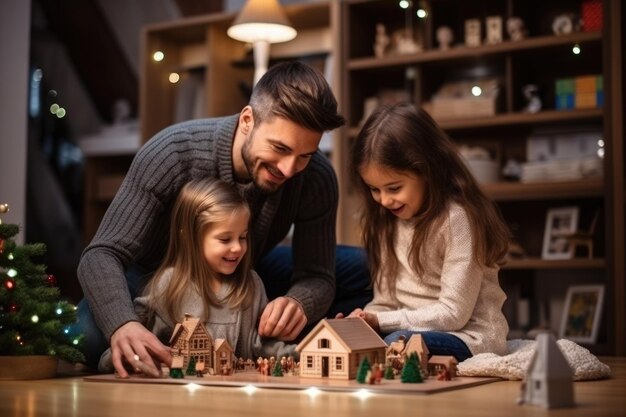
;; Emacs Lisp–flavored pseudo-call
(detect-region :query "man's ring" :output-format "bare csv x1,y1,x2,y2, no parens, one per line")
134,354,140,362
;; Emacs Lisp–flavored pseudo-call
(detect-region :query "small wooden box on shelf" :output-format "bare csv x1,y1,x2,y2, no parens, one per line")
338,0,624,355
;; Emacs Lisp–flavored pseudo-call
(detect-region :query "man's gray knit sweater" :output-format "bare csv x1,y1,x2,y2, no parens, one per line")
77,115,338,340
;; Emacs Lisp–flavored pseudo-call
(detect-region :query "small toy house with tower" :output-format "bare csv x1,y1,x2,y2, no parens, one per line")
296,318,387,380
169,314,233,375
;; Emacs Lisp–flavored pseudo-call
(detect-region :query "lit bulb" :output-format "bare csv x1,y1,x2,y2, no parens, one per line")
471,86,482,97
572,44,581,54
56,308,63,315
31,315,39,323
7,268,17,278
153,51,165,62
399,0,410,9
169,72,180,84
416,8,427,18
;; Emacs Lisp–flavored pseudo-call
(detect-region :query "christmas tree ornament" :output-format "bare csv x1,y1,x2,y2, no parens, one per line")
46,274,57,286
3,277,15,290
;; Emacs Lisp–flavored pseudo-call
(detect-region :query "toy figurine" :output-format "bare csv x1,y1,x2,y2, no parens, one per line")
522,84,542,113
507,17,527,41
373,23,390,58
436,26,453,50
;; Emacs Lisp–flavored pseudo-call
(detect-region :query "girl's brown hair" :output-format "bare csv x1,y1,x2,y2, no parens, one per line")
351,103,510,292
145,178,253,323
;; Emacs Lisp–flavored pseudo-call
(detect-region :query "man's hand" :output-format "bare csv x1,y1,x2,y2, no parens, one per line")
258,296,307,341
110,321,172,378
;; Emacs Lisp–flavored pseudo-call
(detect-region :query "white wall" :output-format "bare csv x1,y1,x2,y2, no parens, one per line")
0,1,31,243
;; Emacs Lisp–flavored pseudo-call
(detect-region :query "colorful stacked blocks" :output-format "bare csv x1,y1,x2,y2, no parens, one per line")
555,75,603,110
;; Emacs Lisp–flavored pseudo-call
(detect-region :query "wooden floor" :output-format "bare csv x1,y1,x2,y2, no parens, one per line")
1,357,625,417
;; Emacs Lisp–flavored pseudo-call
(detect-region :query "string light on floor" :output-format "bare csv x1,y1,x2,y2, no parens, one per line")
353,388,373,400
304,387,321,399
242,384,257,395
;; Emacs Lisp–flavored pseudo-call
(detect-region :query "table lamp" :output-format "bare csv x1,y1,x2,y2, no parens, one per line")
227,0,297,85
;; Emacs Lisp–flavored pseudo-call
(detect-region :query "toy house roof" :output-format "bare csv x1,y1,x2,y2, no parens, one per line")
214,338,232,352
528,333,573,379
405,334,430,356
295,318,387,353
429,355,458,366
169,315,207,345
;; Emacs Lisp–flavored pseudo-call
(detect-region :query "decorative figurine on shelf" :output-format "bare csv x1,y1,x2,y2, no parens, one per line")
506,17,528,41
373,23,390,58
436,26,454,50
552,13,581,35
390,28,422,55
522,84,542,113
465,19,482,47
485,16,503,44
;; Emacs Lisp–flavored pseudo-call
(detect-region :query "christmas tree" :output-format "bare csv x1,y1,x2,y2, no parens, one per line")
272,359,284,377
0,204,84,363
356,356,370,383
401,352,423,383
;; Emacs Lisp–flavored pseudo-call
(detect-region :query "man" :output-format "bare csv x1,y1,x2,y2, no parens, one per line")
77,62,372,377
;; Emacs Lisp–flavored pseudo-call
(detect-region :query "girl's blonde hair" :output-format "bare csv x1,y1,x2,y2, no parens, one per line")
351,103,510,293
145,178,253,323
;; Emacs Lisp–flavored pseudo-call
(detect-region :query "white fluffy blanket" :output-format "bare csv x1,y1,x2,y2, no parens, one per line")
457,339,611,381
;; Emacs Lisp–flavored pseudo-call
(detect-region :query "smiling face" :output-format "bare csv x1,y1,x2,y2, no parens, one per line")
234,107,322,193
202,209,250,277
359,162,427,220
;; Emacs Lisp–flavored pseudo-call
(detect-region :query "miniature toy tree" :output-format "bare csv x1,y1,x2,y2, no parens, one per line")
272,360,284,377
384,364,395,380
356,356,371,383
401,352,423,383
0,204,84,363
186,356,197,376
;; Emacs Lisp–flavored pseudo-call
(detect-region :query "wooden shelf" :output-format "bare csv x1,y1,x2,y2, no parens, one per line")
347,108,604,136
482,178,604,201
339,0,624,355
347,31,602,70
503,257,605,270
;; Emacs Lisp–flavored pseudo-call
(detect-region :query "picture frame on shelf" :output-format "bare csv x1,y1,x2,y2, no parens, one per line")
559,285,604,343
541,206,579,260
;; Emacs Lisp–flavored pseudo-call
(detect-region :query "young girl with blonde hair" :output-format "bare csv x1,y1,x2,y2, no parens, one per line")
345,103,511,361
99,178,294,374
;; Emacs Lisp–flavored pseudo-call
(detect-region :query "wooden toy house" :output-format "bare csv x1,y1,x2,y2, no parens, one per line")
296,318,387,380
427,355,458,379
404,334,430,376
520,332,575,408
213,338,234,375
169,314,214,373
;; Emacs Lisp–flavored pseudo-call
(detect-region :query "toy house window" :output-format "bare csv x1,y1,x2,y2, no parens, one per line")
335,357,343,370
306,356,314,368
220,351,226,358
535,381,541,390
318,338,331,349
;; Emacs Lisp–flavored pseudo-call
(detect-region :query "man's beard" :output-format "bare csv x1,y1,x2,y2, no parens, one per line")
241,137,280,194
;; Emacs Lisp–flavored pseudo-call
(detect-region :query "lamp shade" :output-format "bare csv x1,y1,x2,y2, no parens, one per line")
227,0,297,44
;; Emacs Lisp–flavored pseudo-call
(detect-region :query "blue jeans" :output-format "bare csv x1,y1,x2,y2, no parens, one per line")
384,330,473,362
76,245,372,369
